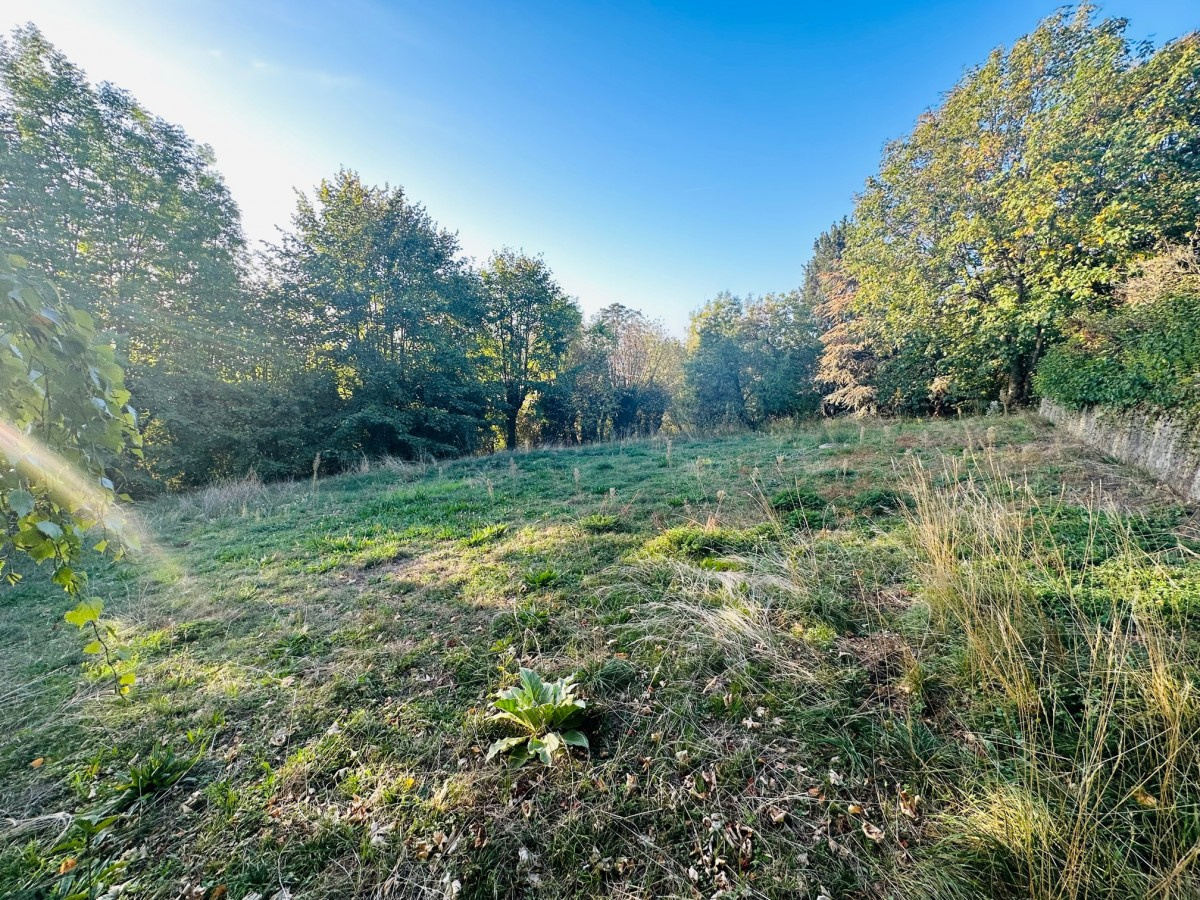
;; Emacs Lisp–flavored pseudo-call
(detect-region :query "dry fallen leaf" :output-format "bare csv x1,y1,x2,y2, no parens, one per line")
767,805,787,824
862,821,885,842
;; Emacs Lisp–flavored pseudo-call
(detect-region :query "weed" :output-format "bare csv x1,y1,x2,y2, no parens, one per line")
522,567,561,590
849,486,913,515
770,484,827,512
486,668,589,766
580,513,621,533
113,746,193,811
464,522,509,546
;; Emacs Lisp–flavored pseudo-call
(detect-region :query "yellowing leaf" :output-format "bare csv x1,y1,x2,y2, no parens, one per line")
64,599,103,628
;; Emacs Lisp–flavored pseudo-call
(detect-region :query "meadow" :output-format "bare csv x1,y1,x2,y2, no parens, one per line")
3,414,1200,899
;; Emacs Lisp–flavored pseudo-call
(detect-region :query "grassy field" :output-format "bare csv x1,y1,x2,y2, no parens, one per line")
3,415,1200,899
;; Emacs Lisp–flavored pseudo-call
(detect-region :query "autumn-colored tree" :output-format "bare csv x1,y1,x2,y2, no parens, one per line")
834,9,1200,411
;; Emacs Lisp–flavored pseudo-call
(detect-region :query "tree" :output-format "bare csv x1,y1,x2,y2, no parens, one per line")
480,250,581,449
0,25,256,488
738,292,821,422
0,25,247,369
684,293,747,428
274,170,487,460
685,291,820,428
837,9,1200,411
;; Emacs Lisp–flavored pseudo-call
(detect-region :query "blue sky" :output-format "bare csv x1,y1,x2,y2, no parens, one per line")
2,1,1196,332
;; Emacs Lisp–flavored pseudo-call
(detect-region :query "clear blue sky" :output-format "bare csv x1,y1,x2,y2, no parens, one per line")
2,1,1196,332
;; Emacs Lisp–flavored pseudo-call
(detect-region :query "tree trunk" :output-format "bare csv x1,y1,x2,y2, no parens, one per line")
505,410,519,450
1006,354,1028,407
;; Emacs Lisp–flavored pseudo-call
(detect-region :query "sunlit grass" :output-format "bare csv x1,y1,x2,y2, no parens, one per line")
3,414,1196,898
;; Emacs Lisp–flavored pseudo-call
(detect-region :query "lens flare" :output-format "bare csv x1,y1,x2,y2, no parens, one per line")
0,418,147,558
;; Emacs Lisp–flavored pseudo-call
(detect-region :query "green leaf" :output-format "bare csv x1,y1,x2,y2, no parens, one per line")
485,735,527,761
35,520,64,540
562,730,589,750
527,736,552,766
8,488,34,518
82,640,103,655
64,599,103,628
52,565,82,593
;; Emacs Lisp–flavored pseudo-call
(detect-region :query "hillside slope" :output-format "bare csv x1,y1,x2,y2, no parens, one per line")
3,416,1199,899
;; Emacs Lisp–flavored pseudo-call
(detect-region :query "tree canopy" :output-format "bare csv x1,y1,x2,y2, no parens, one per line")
818,8,1200,414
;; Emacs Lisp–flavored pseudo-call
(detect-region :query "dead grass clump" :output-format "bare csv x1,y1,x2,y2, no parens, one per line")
175,473,268,520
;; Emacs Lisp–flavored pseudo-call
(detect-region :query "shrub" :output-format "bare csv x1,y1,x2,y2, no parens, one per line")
1034,287,1200,416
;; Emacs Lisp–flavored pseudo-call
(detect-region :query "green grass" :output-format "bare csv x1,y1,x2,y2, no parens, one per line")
2,414,1198,899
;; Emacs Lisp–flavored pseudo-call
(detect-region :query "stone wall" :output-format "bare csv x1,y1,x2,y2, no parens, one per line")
1039,399,1200,503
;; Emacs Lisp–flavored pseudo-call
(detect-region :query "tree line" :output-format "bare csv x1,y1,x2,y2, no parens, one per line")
0,25,833,496
2,6,1199,508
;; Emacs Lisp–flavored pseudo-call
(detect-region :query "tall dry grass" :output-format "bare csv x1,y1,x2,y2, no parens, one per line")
903,453,1200,899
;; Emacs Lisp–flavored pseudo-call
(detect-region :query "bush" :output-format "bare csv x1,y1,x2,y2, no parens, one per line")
1035,287,1200,416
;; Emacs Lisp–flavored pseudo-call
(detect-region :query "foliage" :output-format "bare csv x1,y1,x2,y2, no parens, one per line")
540,304,683,443
810,221,878,414
0,25,256,481
0,252,138,595
274,170,488,460
463,523,508,546
1035,282,1200,416
480,250,582,449
685,291,821,428
848,486,913,515
770,484,826,512
112,746,193,811
485,668,589,766
639,524,765,560
579,512,621,533
821,10,1200,413
133,367,341,489
522,567,560,590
